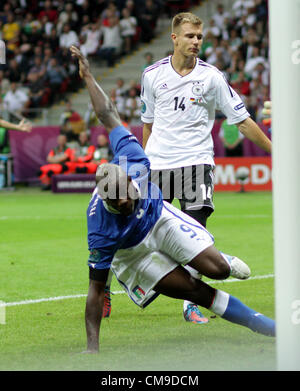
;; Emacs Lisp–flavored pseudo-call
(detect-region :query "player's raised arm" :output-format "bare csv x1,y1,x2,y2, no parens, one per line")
70,45,122,133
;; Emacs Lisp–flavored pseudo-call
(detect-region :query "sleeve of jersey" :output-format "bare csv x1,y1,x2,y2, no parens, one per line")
109,125,150,176
87,246,113,270
140,71,155,123
215,73,250,125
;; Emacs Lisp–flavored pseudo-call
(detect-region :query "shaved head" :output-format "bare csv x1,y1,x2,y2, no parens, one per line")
96,163,140,216
96,163,129,200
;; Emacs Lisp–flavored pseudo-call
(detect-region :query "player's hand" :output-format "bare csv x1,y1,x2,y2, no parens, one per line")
18,119,32,132
70,45,90,79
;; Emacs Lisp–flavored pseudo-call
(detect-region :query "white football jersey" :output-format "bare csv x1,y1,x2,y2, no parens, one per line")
141,56,250,169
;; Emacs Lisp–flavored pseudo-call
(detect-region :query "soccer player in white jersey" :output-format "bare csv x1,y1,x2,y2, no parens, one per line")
70,45,275,354
141,12,272,324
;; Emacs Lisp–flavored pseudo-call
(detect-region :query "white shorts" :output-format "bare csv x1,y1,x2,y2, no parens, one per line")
111,201,214,308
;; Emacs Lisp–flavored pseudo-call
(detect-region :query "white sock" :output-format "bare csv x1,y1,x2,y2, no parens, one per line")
183,300,194,312
209,289,230,316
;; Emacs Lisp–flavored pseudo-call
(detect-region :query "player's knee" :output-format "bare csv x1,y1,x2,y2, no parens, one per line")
213,254,230,280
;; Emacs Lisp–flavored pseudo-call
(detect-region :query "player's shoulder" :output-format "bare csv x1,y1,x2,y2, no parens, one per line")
196,58,225,79
142,56,170,79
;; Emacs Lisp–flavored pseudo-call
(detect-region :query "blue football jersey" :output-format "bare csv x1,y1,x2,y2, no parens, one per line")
87,125,163,270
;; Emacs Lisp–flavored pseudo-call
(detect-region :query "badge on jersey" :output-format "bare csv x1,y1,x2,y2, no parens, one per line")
191,81,205,105
141,100,146,114
234,102,245,111
88,249,101,263
192,81,204,97
190,97,202,105
133,285,146,300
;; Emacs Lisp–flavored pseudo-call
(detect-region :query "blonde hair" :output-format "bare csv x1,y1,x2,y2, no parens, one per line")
172,12,203,33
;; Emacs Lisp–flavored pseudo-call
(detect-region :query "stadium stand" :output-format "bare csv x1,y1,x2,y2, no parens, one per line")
0,1,201,124
0,0,270,126
0,0,271,188
0,0,191,121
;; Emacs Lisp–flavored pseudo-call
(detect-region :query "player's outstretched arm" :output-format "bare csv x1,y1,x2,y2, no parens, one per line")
237,117,272,154
84,279,106,353
70,45,122,133
0,118,32,132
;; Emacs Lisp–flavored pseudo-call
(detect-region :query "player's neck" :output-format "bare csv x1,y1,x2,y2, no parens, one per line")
171,53,196,76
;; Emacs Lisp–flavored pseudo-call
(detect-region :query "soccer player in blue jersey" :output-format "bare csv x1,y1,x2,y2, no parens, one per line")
70,46,275,354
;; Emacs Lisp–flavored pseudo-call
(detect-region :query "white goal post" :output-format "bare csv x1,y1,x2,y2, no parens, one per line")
269,0,300,370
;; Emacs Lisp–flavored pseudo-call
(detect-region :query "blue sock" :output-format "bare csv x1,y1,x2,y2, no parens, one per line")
222,295,275,337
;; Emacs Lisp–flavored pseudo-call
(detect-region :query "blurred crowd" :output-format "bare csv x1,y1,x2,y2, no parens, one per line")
0,1,270,124
102,0,270,129
0,0,270,166
0,0,193,120
200,0,270,122
39,123,114,190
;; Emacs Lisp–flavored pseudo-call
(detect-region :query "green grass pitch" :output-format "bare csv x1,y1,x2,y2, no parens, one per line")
0,188,275,371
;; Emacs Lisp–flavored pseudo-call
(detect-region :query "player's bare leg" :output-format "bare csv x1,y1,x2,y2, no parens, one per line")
182,264,209,324
182,244,250,324
154,266,275,337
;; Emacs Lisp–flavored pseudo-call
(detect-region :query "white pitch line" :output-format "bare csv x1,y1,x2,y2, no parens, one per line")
213,214,271,219
0,274,274,308
208,273,274,284
1,294,87,307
